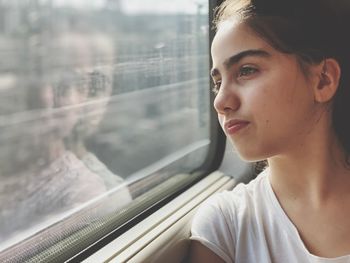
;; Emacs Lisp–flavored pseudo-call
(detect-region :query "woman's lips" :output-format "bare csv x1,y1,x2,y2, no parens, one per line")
224,119,250,135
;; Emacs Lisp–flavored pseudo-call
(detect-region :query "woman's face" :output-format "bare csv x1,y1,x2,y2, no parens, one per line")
211,21,320,161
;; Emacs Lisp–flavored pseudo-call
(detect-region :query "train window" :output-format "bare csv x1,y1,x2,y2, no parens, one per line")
0,0,223,261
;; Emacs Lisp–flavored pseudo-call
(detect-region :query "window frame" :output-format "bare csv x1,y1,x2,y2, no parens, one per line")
0,1,226,261
67,1,226,261
67,1,226,260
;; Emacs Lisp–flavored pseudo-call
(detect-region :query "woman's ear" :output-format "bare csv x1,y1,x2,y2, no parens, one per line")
313,58,341,103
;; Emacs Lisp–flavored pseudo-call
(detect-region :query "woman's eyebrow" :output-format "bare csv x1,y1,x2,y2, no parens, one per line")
225,49,271,68
210,49,271,77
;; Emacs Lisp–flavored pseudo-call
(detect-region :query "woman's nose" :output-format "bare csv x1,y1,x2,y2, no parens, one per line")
213,85,241,115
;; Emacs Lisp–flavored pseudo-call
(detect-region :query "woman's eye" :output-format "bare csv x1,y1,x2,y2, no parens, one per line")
212,81,221,94
238,66,258,78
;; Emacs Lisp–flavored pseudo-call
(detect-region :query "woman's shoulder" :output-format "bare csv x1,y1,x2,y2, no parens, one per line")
208,169,269,211
190,170,270,262
193,169,269,227
191,169,272,241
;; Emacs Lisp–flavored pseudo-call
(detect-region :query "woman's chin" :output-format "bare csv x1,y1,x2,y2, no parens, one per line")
231,144,268,163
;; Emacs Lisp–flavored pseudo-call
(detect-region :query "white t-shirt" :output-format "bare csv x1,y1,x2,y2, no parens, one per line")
190,169,350,263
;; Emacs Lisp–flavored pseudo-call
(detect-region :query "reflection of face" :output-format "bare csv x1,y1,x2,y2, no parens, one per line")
55,84,84,138
211,21,318,161
55,33,114,137
81,71,112,135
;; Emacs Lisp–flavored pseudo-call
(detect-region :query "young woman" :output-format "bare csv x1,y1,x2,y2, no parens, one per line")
190,0,350,262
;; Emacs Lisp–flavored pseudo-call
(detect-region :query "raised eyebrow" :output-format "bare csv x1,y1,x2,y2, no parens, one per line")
224,49,271,69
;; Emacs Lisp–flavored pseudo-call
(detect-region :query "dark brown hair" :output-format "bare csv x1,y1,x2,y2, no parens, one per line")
215,0,350,162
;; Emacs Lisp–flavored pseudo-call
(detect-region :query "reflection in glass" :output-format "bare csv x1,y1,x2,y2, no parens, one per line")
0,0,210,260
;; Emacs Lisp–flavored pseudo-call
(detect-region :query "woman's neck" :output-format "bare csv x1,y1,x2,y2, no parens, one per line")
267,126,350,206
69,140,88,159
47,138,66,161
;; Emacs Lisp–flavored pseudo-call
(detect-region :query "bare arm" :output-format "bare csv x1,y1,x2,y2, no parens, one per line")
188,241,226,263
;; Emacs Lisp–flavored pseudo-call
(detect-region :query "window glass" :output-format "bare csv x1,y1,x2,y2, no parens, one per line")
0,0,210,259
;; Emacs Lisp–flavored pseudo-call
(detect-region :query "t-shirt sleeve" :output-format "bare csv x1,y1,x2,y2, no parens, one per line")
190,192,236,263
